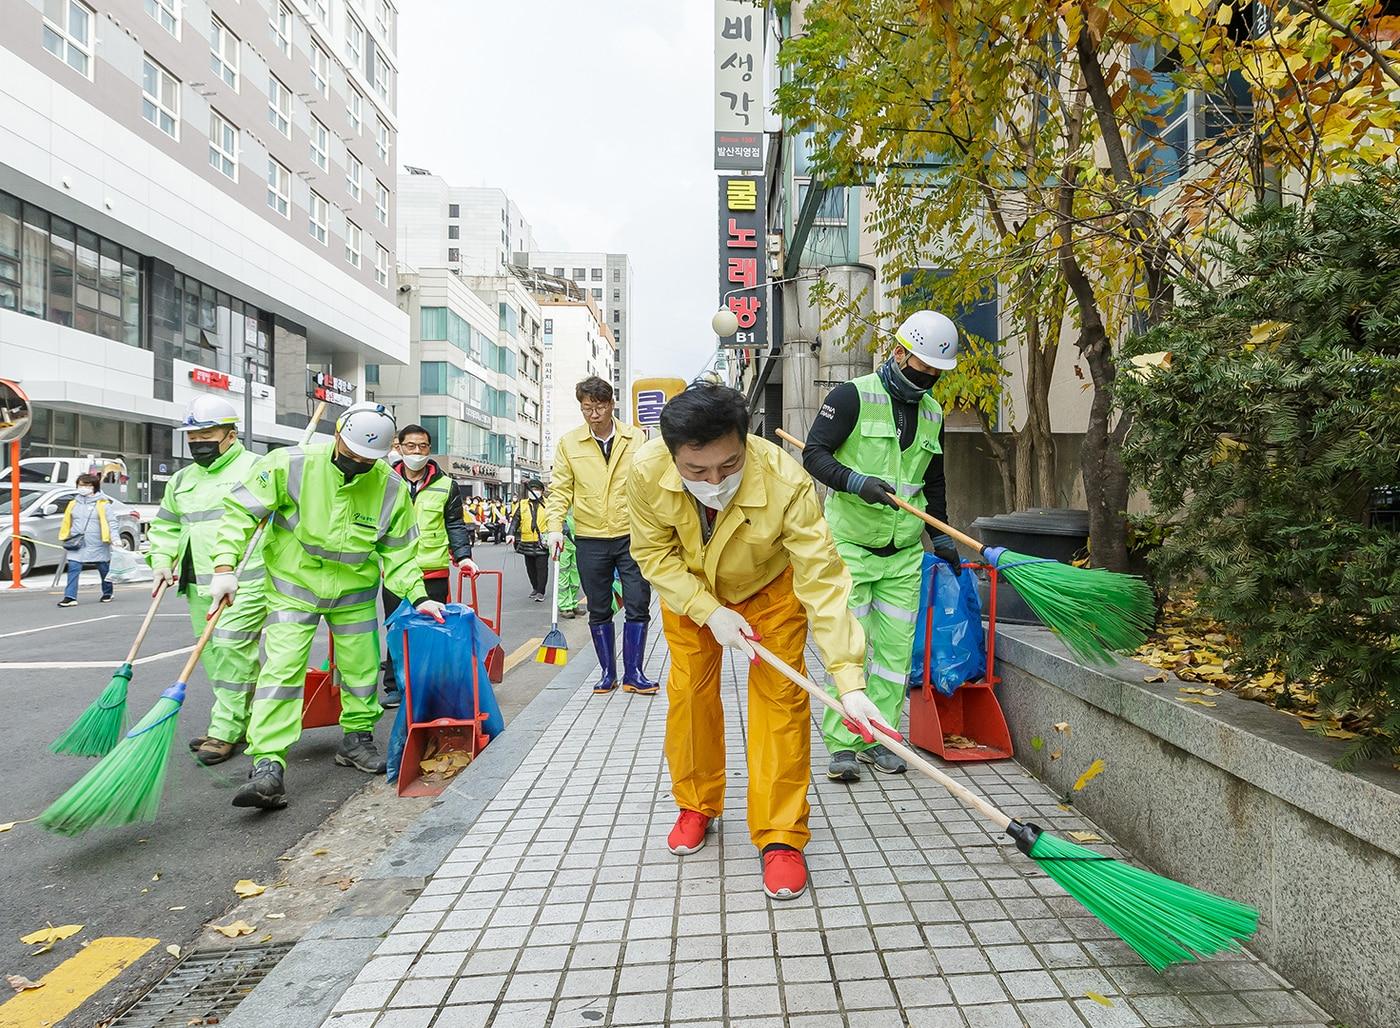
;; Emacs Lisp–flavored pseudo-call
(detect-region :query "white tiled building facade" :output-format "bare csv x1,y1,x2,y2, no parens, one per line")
521,250,633,405
539,296,614,470
1,0,407,500
397,171,538,278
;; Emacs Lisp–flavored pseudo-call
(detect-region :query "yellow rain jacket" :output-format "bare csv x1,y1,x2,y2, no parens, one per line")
627,433,867,696
545,419,644,539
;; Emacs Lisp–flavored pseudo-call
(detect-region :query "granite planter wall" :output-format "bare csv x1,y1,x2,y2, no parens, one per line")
992,626,1400,1028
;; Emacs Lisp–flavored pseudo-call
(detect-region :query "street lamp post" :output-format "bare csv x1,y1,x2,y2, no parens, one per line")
243,355,255,453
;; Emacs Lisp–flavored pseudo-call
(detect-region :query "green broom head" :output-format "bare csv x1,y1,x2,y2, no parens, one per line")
1007,821,1259,971
984,547,1155,663
49,663,133,757
40,680,187,837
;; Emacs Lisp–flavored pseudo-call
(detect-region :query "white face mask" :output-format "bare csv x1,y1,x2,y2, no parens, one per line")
530,490,543,500
78,485,95,496
681,468,743,511
401,453,429,472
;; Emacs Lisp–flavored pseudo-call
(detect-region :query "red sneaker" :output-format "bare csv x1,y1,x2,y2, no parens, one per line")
762,847,808,900
667,810,712,855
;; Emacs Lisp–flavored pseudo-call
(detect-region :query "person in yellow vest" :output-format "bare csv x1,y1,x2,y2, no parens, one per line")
544,376,657,694
506,479,550,602
379,423,477,707
628,383,890,901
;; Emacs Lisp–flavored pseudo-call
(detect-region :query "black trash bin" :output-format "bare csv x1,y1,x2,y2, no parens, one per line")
969,508,1090,625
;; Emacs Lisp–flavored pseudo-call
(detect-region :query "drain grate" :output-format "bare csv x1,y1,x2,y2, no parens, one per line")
113,942,295,1027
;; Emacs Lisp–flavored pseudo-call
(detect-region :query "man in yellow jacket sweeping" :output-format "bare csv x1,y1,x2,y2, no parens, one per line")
628,383,892,900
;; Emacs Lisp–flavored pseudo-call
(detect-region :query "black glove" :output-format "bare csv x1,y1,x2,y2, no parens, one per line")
853,474,898,509
930,532,961,570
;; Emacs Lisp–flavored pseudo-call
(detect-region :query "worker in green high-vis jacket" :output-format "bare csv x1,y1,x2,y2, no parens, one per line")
557,514,587,618
802,310,964,783
147,396,268,767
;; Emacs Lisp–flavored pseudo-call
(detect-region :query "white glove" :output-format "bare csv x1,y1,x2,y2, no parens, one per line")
208,571,239,608
152,565,176,596
841,689,897,743
704,606,757,659
458,557,479,576
417,599,447,623
547,531,565,557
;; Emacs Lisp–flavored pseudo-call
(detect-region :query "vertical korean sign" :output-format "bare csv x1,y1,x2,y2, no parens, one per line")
718,176,766,350
714,0,763,171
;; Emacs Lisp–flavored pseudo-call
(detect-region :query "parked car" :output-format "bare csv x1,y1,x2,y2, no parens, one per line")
0,486,144,578
0,455,129,489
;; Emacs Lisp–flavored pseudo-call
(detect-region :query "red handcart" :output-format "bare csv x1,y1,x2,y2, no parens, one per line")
301,631,343,729
908,562,1013,762
395,621,491,797
454,566,504,684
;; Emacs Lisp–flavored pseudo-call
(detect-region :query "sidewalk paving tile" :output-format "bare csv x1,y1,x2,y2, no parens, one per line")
327,629,1332,1027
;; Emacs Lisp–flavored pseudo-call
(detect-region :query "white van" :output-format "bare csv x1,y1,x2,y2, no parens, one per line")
0,455,129,489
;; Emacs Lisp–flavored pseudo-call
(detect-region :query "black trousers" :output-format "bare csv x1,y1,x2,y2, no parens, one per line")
380,577,451,689
520,551,549,594
576,535,651,625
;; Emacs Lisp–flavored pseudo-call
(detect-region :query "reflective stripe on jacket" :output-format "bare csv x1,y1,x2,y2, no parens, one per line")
212,442,425,608
627,433,868,696
147,442,266,591
825,372,943,550
544,419,643,538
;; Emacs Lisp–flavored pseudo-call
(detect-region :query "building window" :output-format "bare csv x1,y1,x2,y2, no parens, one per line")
347,88,363,135
448,247,460,262
309,116,329,171
552,266,564,277
310,0,326,23
345,220,361,268
208,109,238,180
572,268,586,280
447,225,459,240
612,309,620,323
266,157,291,218
42,0,93,78
420,361,449,395
144,0,177,36
365,363,379,384
346,13,364,67
543,318,552,333
268,73,292,137
346,152,362,201
591,268,603,281
448,203,460,219
375,180,389,225
141,57,180,139
309,191,328,245
592,288,602,301
372,50,394,106
271,2,291,55
375,0,396,47
374,243,389,287
376,118,390,163
613,268,620,282
613,289,620,301
311,40,329,98
210,17,239,90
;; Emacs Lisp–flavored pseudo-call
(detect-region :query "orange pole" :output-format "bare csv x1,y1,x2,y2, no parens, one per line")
9,439,22,589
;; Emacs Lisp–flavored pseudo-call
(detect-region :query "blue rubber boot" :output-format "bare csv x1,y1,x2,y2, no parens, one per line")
621,620,660,695
590,622,617,694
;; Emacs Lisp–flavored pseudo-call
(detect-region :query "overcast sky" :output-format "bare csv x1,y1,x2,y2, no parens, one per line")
397,1,719,386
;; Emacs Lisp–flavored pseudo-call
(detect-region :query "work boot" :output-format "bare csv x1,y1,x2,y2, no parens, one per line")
194,737,236,766
335,731,387,773
590,622,617,694
561,606,576,620
232,759,286,809
826,750,861,782
857,744,908,775
621,620,660,695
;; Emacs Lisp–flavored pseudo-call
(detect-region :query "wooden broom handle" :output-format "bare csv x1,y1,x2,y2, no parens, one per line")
772,428,984,554
196,400,330,678
751,642,1012,832
124,579,170,664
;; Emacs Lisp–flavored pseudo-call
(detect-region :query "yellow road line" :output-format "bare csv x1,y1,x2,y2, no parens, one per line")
504,637,544,673
0,936,158,1028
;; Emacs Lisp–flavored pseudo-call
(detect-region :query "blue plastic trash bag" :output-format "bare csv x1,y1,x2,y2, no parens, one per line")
908,554,986,695
384,601,505,784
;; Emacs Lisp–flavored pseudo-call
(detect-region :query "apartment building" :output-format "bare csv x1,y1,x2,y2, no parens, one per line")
537,293,614,470
520,249,633,404
1,0,406,499
397,170,537,277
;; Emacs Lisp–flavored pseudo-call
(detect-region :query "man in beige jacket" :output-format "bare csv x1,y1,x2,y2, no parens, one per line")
544,375,658,695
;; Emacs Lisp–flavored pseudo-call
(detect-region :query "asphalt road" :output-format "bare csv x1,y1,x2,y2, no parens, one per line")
0,539,570,1025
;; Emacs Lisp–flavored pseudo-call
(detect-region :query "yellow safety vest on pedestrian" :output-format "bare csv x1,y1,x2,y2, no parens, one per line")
408,471,458,573
545,419,643,538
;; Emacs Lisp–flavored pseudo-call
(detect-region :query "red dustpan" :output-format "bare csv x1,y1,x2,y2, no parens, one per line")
908,562,1013,762
302,631,343,729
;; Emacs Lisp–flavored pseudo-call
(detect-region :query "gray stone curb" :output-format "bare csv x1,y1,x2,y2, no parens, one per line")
220,649,599,1028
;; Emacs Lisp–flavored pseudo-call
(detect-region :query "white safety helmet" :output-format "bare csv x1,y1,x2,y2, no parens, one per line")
895,310,962,370
336,401,396,460
175,394,240,433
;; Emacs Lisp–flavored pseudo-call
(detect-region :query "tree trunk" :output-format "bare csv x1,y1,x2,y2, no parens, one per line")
1013,428,1034,510
977,412,1015,512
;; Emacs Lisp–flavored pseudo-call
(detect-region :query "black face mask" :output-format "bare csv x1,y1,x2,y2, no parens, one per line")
188,440,224,467
333,451,374,481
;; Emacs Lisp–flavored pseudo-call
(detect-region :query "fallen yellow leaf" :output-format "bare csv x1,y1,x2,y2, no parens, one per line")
1144,671,1170,684
210,920,256,938
1177,697,1218,708
0,822,19,833
1085,990,1114,1007
6,974,43,993
233,880,267,899
311,848,329,857
19,924,83,946
166,944,181,958
1072,759,1106,792
1068,831,1103,843
1050,750,1063,760
1053,722,1071,735
266,913,286,920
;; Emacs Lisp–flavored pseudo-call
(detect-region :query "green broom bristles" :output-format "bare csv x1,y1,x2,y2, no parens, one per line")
39,681,187,836
988,547,1156,664
50,663,132,757
1009,822,1259,971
